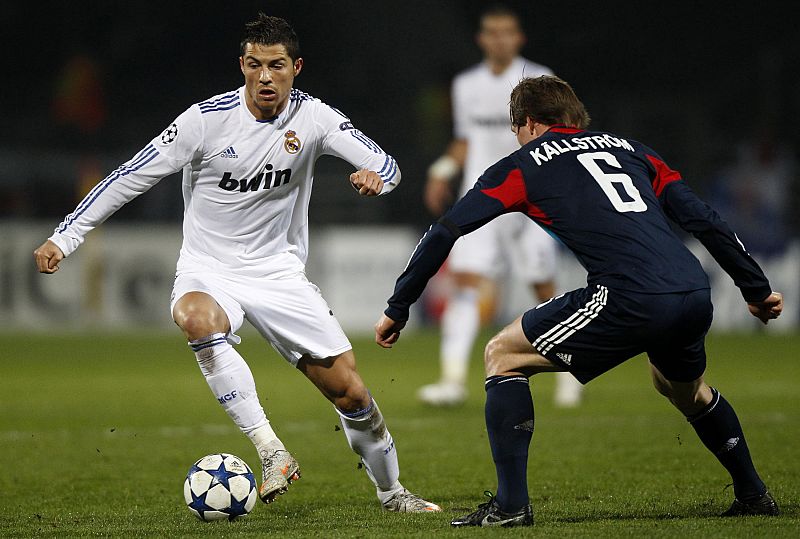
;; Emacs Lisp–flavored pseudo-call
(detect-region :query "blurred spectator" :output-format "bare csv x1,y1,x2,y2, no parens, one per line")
710,130,797,256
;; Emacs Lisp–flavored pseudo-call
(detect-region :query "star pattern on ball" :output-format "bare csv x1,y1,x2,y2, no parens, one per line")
187,489,216,520
208,461,233,491
227,493,250,518
185,454,256,521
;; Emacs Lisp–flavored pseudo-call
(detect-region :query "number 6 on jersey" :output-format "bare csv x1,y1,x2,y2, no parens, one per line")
578,151,647,213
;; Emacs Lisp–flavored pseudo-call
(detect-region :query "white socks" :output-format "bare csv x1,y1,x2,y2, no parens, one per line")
190,333,271,437
440,287,480,385
554,371,584,407
336,399,403,502
192,334,404,502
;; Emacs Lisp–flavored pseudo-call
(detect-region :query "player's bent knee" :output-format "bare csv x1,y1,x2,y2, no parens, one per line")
484,335,510,377
173,300,229,340
330,381,371,413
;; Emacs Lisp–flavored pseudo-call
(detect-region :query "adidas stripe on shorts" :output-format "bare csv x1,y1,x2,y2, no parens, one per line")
521,285,713,383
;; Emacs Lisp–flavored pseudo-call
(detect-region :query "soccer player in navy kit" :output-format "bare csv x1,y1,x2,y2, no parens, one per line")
375,76,783,527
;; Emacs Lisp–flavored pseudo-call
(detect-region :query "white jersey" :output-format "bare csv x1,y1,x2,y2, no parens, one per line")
50,86,400,278
452,56,552,196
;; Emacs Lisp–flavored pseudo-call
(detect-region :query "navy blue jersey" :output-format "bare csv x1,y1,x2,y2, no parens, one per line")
386,126,771,322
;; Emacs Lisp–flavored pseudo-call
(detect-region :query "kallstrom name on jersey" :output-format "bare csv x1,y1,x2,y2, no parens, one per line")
218,164,292,192
529,135,633,166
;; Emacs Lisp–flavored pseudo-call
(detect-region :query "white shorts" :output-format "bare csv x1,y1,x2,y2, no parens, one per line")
448,213,557,282
170,269,352,366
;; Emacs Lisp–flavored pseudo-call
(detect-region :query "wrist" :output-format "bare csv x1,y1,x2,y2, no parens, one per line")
427,155,459,181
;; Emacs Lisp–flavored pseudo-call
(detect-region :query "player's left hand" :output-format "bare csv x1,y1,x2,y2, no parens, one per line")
350,169,383,196
747,291,783,325
375,313,405,348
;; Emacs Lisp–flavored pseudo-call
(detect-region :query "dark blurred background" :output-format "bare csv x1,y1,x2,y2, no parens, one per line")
2,0,798,254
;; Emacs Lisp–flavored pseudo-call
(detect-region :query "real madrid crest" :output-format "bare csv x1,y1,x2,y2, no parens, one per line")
283,130,301,154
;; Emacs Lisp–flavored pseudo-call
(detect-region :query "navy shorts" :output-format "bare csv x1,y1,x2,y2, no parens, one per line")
521,285,713,384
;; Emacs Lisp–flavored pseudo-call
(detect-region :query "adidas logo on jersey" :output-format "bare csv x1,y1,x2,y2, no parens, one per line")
218,164,293,192
555,352,573,365
220,146,238,158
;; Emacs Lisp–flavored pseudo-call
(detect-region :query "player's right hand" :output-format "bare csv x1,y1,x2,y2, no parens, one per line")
747,291,783,325
33,240,65,274
374,313,406,348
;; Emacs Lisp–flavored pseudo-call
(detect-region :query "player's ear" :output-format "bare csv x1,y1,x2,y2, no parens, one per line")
293,57,303,77
239,56,245,75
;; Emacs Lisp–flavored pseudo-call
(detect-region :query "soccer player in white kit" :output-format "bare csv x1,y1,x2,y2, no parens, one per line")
420,5,583,407
33,13,439,514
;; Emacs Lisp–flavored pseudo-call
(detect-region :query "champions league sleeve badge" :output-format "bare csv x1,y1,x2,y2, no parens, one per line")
159,123,179,145
283,130,301,154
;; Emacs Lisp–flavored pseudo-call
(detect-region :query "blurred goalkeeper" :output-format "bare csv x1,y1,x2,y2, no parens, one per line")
376,75,782,527
34,13,439,514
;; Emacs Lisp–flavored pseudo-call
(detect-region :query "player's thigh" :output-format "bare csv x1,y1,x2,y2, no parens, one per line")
521,285,645,384
646,289,713,384
485,316,562,377
238,275,352,367
171,272,245,340
448,219,503,278
502,214,557,285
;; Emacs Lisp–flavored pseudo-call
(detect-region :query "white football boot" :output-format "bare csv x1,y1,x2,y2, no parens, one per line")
417,381,467,406
382,488,442,512
258,440,301,503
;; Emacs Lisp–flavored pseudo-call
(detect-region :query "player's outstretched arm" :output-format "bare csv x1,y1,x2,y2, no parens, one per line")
374,314,406,348
33,240,65,274
660,180,772,303
747,291,783,325
349,169,384,196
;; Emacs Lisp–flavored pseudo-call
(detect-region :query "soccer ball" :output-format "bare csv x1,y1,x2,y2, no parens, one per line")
184,453,257,521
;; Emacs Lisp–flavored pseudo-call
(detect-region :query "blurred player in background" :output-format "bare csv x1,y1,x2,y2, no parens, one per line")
420,4,582,407
34,13,439,514
376,75,782,526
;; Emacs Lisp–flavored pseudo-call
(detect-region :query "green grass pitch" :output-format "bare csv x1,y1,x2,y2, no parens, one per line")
1,329,798,537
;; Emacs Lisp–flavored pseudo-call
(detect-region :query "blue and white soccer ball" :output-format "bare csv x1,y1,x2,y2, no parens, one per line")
184,453,257,521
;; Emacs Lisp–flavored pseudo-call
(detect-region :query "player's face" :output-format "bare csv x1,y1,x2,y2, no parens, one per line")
240,43,303,121
477,15,525,65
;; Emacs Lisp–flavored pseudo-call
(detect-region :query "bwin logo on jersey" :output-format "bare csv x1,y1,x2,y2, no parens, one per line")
218,164,292,192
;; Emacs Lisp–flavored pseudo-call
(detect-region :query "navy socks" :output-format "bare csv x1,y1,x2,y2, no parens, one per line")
485,375,534,512
688,387,766,501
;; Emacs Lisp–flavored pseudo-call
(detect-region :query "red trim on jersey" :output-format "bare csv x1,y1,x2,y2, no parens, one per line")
480,168,553,225
647,154,683,197
548,125,584,134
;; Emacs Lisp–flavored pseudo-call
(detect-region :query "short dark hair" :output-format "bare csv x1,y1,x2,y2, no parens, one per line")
479,4,522,31
510,75,591,129
240,13,300,60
